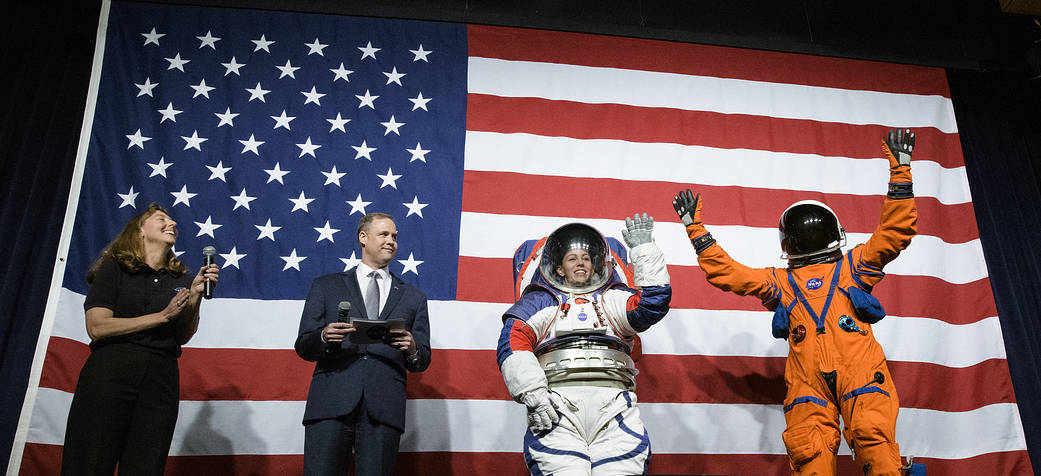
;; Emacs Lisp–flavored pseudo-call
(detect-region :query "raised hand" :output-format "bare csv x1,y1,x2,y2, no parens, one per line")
882,128,914,168
672,189,702,226
621,213,654,248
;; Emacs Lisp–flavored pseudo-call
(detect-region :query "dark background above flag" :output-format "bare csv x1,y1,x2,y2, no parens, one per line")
2,0,1039,472
142,0,1041,73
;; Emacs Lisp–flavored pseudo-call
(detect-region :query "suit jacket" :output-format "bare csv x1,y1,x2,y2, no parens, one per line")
295,267,431,432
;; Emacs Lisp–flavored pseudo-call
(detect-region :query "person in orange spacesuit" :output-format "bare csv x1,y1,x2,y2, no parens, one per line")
673,129,918,475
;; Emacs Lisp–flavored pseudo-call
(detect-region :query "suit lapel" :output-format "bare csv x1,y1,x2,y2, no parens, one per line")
381,273,405,319
339,267,365,318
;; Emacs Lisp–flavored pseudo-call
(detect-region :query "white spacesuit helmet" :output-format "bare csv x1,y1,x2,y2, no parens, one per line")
538,223,613,294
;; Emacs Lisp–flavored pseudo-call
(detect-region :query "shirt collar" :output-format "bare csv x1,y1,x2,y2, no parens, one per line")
356,261,389,281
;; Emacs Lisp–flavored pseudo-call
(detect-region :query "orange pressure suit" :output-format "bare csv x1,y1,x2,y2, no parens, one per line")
682,147,916,475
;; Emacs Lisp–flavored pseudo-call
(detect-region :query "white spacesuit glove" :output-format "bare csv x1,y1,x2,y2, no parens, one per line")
521,387,561,432
621,213,654,248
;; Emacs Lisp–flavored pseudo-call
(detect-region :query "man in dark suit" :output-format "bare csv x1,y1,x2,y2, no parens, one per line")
295,212,431,476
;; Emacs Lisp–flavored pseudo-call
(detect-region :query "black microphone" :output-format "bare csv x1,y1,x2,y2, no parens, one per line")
337,301,351,322
202,246,216,299
326,301,353,351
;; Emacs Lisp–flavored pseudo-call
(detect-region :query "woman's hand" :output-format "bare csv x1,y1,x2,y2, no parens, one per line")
161,288,191,321
190,264,220,296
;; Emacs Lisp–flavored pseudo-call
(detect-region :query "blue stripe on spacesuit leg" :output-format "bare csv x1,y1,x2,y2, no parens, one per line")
783,395,829,413
841,385,891,401
591,414,650,470
523,448,545,476
524,429,591,473
614,413,644,441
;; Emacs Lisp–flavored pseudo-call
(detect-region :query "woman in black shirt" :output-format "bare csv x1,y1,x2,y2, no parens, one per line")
61,203,218,475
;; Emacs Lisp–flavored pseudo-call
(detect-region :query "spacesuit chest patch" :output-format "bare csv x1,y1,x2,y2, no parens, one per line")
553,294,607,338
574,297,590,322
806,278,823,290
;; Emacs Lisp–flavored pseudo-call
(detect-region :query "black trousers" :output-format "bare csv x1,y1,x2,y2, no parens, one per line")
61,343,179,476
303,402,403,476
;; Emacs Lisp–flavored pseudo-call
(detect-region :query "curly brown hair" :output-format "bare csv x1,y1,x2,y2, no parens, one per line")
86,203,186,283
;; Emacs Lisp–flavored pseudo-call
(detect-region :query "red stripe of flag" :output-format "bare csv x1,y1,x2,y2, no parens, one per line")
36,336,91,395
461,170,979,243
21,443,1034,475
38,339,1015,413
635,355,1017,412
466,95,967,169
456,258,998,325
467,25,951,97
870,274,997,325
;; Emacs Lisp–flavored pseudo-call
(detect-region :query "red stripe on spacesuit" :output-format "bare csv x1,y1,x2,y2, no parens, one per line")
506,318,538,353
460,170,979,243
38,338,1015,413
468,25,952,97
626,292,641,312
513,237,546,300
456,258,997,325
466,94,966,170
610,248,636,286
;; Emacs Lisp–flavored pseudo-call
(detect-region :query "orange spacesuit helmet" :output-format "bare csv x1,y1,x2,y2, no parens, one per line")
779,200,846,267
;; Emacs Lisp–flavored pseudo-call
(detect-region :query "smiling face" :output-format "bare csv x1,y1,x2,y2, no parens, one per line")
139,210,177,248
556,249,592,287
359,217,398,269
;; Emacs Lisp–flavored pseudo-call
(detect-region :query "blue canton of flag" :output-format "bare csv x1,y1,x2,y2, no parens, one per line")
65,1,468,300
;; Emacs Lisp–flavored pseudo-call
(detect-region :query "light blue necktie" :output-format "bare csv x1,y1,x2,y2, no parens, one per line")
365,271,381,319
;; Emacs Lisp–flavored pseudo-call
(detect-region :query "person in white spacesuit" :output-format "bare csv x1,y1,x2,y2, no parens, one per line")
496,214,672,475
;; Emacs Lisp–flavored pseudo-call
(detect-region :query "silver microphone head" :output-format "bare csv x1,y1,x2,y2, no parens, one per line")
202,246,217,256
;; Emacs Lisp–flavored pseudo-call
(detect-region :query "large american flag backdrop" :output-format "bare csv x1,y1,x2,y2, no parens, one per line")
10,1,1033,474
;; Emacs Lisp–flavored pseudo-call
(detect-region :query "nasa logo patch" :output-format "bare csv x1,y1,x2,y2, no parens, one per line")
806,278,823,290
577,312,588,322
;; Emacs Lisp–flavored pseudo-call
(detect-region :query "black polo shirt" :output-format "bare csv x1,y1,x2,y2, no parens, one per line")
83,258,193,357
